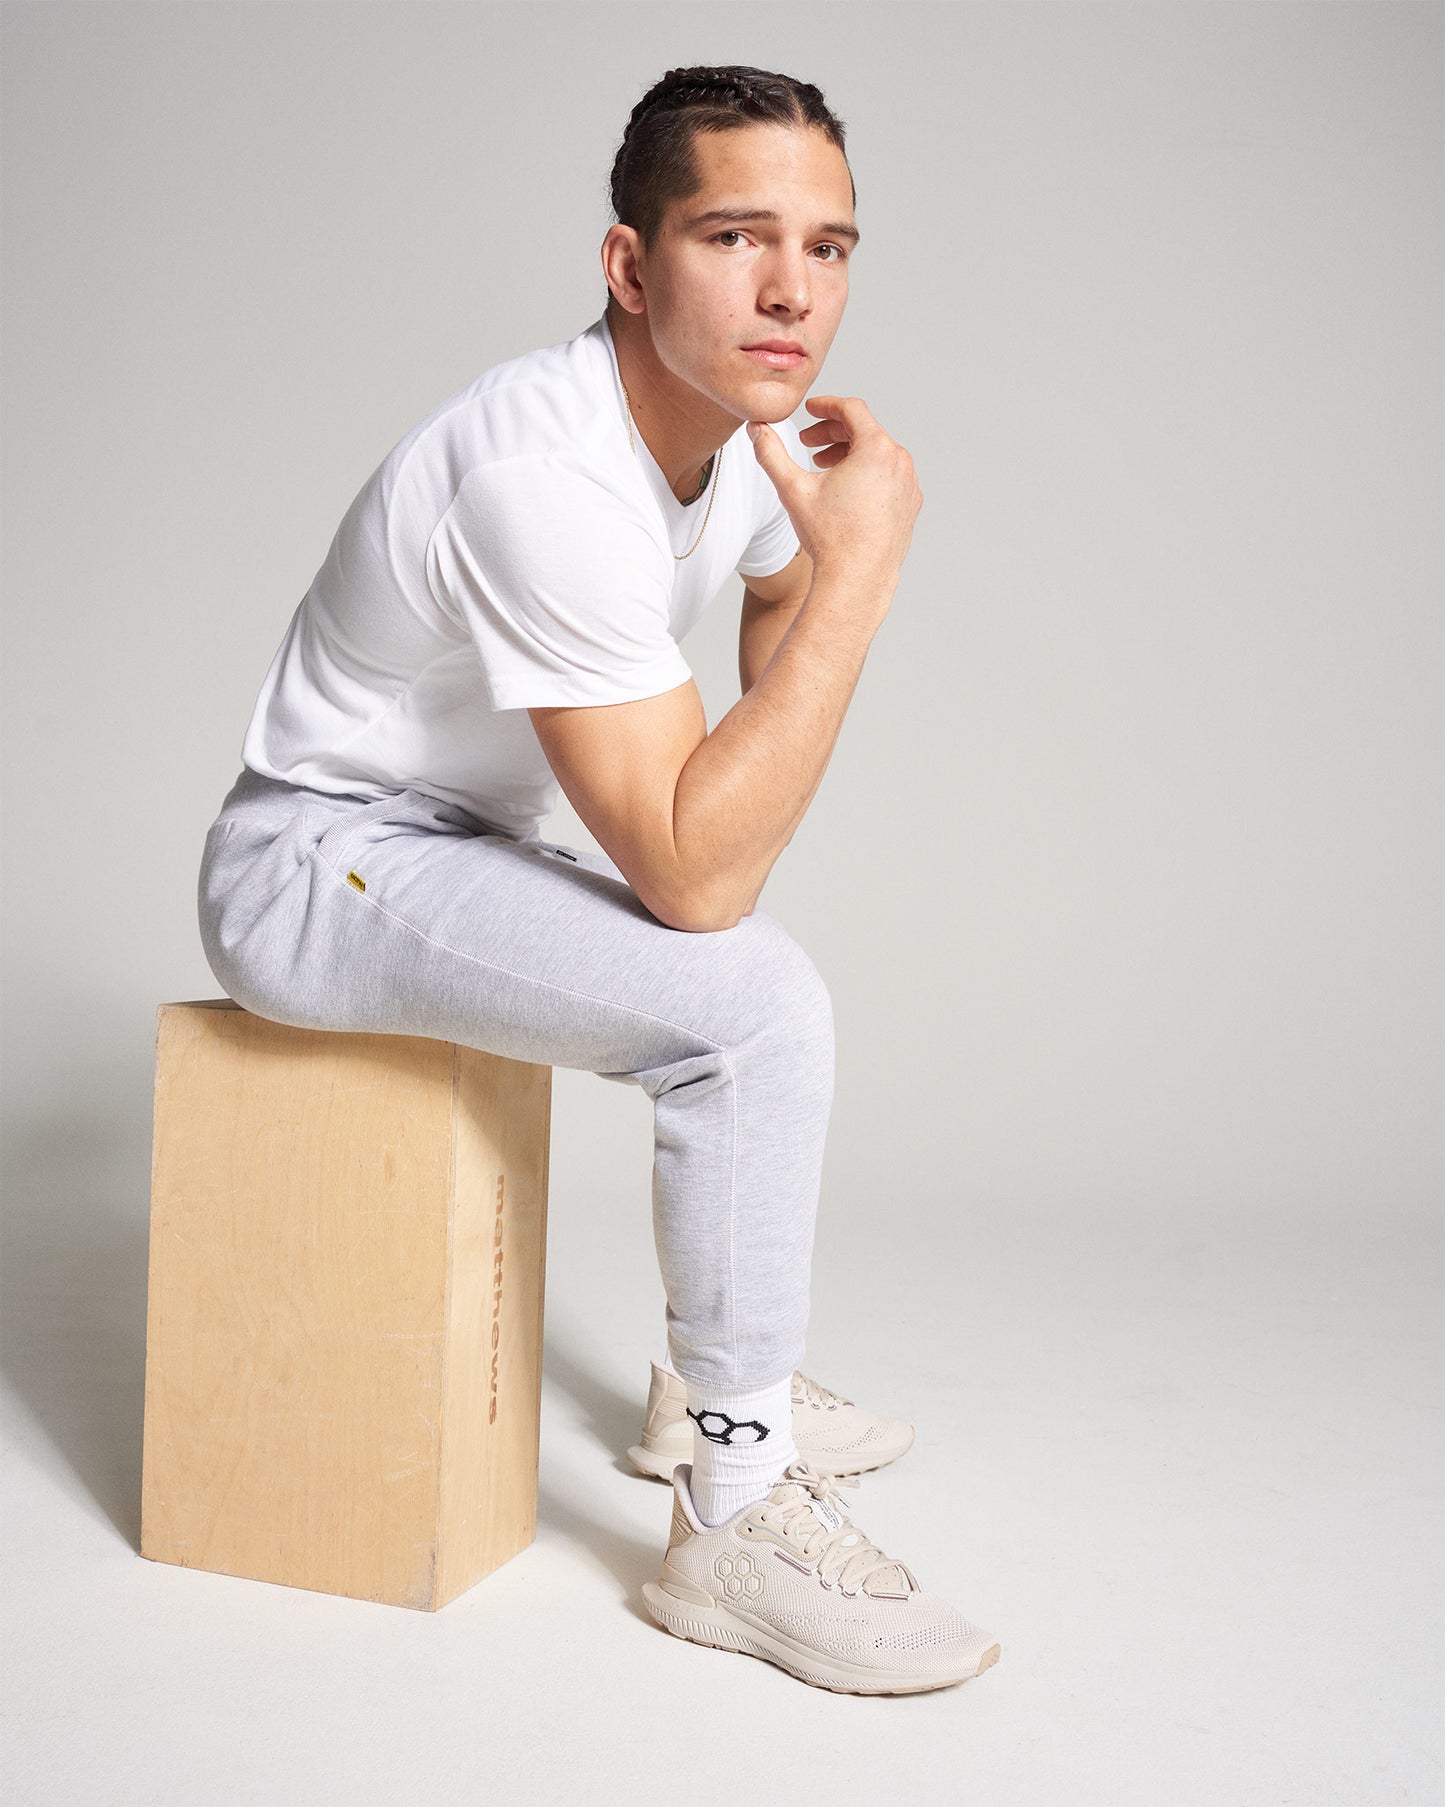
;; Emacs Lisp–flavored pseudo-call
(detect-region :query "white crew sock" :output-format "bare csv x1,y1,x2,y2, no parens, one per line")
682,1371,798,1526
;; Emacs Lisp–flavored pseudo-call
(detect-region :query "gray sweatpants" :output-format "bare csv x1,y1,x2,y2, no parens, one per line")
196,766,835,1391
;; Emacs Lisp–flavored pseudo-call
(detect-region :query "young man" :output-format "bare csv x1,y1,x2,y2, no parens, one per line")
198,65,1000,1694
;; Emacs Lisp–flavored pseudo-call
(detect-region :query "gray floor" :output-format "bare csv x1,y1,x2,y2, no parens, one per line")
4,1068,1440,1806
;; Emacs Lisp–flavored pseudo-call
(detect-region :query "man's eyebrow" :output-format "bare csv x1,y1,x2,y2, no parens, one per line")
680,206,861,247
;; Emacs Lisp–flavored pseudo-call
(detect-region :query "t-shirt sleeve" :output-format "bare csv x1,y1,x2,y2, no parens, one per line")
424,453,693,711
736,413,808,579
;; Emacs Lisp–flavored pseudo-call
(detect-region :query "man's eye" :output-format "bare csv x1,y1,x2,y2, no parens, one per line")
711,232,847,260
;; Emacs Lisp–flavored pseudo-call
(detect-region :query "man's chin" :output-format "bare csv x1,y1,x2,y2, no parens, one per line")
732,388,805,427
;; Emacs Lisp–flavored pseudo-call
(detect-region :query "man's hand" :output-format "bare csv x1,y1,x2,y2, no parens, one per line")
748,396,922,605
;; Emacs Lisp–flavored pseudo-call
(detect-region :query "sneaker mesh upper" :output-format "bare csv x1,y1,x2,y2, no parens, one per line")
665,1461,997,1680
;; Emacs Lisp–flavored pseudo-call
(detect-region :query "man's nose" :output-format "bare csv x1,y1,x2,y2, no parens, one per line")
757,253,813,318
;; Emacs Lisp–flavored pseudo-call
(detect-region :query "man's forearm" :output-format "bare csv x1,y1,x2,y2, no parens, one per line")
739,590,802,694
671,567,890,928
735,594,807,918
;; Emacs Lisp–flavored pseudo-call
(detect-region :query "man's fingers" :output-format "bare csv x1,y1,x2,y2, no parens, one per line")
794,417,852,446
802,394,879,438
746,420,805,491
807,443,852,469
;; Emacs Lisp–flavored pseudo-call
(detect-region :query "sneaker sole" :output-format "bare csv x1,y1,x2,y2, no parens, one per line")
625,1441,682,1481
625,1433,913,1484
641,1579,1001,1696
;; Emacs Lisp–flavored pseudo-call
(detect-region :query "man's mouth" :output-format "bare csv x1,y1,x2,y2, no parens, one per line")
740,343,807,370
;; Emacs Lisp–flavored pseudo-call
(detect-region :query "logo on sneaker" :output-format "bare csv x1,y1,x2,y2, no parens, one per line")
713,1550,764,1599
686,1407,770,1445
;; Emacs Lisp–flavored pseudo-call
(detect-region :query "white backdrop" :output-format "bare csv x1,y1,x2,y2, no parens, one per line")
2,4,1439,1802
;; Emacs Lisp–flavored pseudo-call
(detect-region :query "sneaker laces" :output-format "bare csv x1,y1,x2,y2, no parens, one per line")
791,1369,854,1411
763,1461,918,1596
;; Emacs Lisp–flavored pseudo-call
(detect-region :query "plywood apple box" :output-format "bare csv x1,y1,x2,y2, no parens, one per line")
140,999,552,1611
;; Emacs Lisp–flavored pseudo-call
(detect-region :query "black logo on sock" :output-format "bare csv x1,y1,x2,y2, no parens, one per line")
687,1408,770,1446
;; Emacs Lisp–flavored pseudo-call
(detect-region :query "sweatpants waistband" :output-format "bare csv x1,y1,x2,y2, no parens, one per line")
211,765,534,843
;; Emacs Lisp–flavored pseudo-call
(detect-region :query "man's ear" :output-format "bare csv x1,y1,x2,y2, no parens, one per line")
601,224,647,316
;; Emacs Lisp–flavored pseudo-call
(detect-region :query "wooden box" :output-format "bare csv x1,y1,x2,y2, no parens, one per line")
141,1000,551,1610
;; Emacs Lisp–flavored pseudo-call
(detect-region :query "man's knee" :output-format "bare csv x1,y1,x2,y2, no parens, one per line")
727,911,833,1051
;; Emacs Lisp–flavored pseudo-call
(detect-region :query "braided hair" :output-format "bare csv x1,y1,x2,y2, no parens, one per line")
604,65,852,308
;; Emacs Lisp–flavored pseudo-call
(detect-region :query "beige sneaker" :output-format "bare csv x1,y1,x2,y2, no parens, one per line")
641,1459,1002,1696
626,1363,914,1482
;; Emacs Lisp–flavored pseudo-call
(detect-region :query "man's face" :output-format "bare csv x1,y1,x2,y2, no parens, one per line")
637,122,857,425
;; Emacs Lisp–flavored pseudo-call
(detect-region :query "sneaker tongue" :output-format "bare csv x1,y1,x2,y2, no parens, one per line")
770,1476,851,1532
806,1489,851,1534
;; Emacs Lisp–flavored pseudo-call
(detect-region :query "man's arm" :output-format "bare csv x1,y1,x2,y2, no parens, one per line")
739,546,811,693
529,397,917,933
735,547,820,915
531,559,889,932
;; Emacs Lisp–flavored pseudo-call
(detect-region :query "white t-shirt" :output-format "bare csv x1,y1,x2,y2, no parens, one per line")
238,312,805,840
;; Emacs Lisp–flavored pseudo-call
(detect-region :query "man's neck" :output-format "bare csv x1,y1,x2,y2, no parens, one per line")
607,307,736,505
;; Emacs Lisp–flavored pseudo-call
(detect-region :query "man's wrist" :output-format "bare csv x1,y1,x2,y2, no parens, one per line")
805,559,898,620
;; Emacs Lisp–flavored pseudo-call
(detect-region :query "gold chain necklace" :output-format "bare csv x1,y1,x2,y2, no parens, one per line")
620,379,721,561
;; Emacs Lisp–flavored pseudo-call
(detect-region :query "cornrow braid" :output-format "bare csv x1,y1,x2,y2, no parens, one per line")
604,64,852,306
